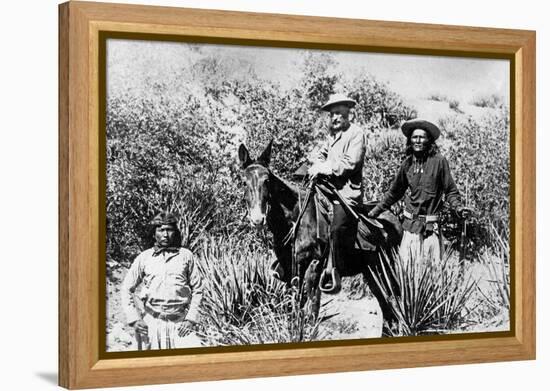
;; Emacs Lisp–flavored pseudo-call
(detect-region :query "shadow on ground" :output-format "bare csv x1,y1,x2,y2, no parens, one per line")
36,372,57,385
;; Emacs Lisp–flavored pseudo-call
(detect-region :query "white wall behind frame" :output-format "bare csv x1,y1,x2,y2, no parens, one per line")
0,0,544,390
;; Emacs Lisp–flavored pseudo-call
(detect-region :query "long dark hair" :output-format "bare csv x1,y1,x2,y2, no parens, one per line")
145,223,183,248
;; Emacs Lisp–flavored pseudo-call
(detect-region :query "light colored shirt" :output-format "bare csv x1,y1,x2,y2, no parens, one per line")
121,247,203,325
311,123,367,204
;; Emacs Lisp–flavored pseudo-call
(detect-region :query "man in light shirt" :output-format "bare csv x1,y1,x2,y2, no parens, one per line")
121,212,203,350
308,93,367,293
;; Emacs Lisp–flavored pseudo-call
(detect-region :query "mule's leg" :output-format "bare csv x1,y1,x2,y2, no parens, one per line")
294,254,308,305
363,255,399,332
303,259,322,319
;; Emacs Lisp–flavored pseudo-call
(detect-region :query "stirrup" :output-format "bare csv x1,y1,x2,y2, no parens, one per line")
290,276,300,289
319,267,341,294
269,260,285,281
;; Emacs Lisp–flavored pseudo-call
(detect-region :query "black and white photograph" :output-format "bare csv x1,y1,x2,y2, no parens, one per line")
105,38,511,352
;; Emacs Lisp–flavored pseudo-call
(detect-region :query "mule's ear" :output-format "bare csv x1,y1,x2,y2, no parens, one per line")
238,144,252,168
257,139,273,166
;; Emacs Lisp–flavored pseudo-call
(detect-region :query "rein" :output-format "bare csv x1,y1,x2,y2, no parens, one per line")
282,178,315,247
256,168,321,285
280,178,317,282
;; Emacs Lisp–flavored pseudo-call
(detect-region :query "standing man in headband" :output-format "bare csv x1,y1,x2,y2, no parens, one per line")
121,212,203,350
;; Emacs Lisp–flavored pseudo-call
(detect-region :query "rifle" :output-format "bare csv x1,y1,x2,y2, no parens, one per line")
133,291,151,350
458,180,471,279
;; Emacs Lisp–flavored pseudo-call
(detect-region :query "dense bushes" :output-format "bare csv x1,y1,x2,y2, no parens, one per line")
106,49,509,282
106,51,420,270
348,75,417,129
106,94,247,268
438,109,510,253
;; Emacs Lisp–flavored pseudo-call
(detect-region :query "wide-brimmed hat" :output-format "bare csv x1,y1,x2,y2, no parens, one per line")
401,119,441,141
150,212,179,227
321,93,357,112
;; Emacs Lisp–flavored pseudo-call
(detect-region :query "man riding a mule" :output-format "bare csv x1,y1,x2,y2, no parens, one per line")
308,93,367,294
238,93,402,329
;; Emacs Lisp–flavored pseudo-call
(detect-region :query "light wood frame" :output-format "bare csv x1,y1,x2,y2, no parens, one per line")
59,1,536,389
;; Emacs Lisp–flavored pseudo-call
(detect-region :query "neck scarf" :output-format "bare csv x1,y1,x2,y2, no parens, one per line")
152,245,179,257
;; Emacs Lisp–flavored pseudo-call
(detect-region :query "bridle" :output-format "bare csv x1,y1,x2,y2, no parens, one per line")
243,164,271,225
243,164,324,286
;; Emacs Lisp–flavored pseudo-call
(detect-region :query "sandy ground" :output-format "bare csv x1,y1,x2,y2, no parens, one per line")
106,270,384,352
318,276,383,340
106,255,509,352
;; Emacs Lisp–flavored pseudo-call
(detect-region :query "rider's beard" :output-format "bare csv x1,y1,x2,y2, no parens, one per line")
330,120,349,133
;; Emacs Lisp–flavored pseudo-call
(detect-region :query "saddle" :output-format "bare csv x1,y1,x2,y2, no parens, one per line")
273,172,402,293
313,184,403,294
314,186,401,252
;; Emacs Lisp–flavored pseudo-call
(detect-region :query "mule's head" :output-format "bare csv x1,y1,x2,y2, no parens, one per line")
238,141,273,227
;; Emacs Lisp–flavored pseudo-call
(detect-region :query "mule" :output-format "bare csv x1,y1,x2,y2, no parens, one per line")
238,141,402,325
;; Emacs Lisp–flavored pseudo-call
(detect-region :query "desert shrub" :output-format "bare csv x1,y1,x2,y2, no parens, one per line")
106,94,250,271
470,93,505,109
438,109,510,252
448,99,463,113
107,95,204,264
222,53,344,179
362,130,405,204
346,75,417,129
426,93,449,102
228,80,325,179
299,52,339,111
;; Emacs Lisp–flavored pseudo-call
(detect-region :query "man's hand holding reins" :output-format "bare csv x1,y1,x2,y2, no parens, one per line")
368,205,385,218
308,162,332,178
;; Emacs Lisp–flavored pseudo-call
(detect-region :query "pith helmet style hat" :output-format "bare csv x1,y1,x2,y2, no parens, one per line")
321,93,357,112
150,212,179,227
401,119,441,141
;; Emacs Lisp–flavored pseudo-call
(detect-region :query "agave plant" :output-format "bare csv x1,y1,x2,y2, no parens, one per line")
370,248,479,336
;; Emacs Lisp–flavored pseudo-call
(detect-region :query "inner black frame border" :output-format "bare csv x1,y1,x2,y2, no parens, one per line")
97,30,516,360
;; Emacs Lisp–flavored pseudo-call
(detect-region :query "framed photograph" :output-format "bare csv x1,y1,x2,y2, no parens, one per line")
59,1,535,389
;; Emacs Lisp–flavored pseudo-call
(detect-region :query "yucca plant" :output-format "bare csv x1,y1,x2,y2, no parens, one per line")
196,236,325,346
370,248,479,336
229,293,324,345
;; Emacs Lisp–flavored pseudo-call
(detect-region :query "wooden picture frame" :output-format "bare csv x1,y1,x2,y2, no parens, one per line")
59,1,535,389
